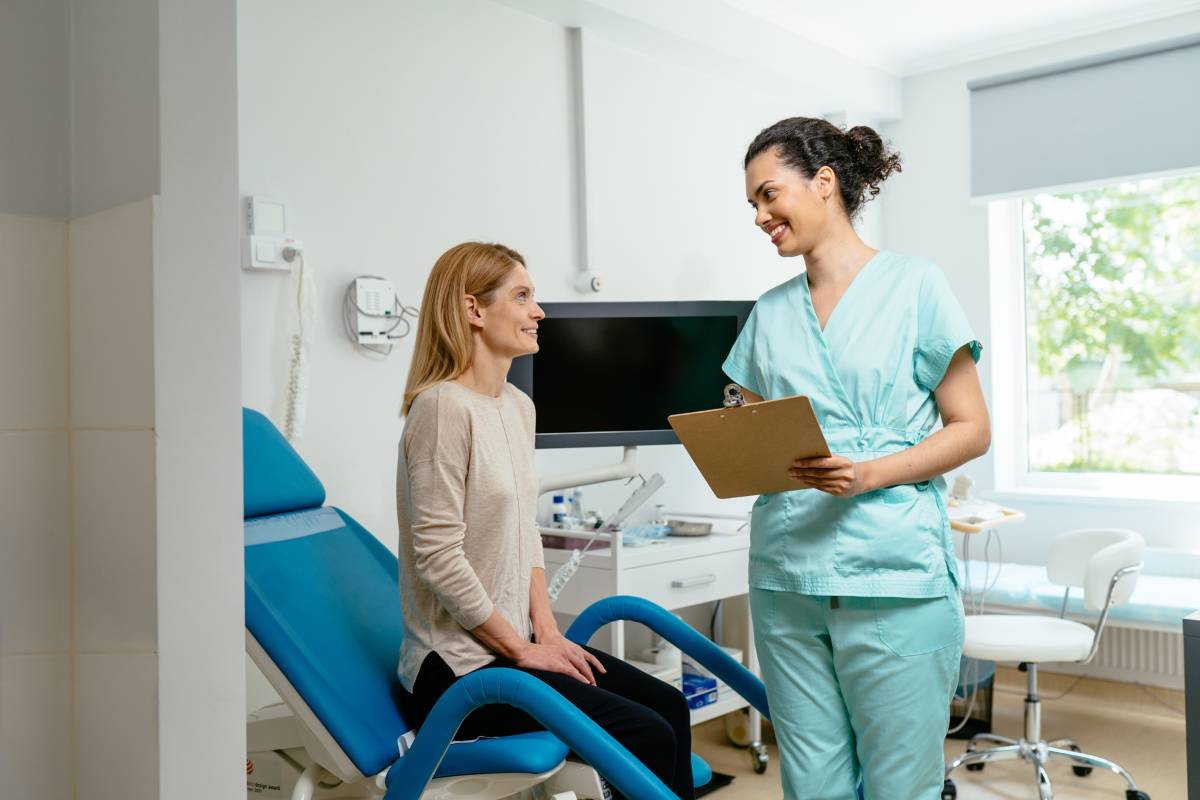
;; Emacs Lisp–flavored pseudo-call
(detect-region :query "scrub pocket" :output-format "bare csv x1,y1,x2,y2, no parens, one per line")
833,484,937,574
872,591,964,657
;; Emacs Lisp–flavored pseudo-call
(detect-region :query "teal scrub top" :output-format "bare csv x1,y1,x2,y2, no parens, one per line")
723,251,981,599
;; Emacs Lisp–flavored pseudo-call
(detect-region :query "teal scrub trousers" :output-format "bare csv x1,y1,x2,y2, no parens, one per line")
751,586,964,800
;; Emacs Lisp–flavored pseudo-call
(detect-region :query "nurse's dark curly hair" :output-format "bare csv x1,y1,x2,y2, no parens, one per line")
744,117,901,220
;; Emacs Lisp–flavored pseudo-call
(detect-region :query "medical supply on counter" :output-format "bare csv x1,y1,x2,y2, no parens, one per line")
570,487,585,520
641,638,682,670
551,495,568,528
546,474,666,601
682,674,719,710
621,524,670,547
666,520,713,537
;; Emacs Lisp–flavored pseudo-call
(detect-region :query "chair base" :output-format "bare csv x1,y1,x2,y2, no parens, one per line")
944,735,1148,800
942,664,1147,800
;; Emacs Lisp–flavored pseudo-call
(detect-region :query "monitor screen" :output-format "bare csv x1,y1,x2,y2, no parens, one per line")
508,301,755,448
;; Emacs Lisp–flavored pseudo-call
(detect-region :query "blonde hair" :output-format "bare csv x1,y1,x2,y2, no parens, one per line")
402,241,526,415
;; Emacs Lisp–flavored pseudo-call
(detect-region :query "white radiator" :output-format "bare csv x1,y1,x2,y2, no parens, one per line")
1044,625,1184,690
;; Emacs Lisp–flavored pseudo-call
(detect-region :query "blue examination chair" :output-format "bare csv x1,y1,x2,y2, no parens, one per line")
242,408,771,800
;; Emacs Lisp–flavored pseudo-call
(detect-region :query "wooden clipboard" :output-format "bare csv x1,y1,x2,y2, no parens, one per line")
669,395,831,499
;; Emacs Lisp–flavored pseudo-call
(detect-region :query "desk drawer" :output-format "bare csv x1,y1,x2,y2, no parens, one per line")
623,550,748,609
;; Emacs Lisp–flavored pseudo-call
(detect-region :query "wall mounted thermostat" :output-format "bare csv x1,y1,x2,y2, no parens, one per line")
243,196,294,271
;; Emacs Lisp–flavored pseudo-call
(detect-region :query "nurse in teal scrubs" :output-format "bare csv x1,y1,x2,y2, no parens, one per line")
725,117,992,799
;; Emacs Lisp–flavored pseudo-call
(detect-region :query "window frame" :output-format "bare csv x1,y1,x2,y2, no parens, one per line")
987,196,1200,504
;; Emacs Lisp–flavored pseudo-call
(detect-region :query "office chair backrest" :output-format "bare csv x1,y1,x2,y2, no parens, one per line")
243,408,410,778
1047,528,1144,612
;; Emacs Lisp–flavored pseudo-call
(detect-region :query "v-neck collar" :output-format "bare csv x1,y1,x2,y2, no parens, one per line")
795,251,887,429
802,250,886,336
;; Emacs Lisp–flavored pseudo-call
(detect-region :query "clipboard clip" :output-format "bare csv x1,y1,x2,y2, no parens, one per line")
723,384,746,408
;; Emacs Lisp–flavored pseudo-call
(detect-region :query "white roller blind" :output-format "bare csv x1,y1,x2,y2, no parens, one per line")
970,35,1200,199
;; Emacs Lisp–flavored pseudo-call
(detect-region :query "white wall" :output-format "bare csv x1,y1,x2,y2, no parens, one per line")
0,213,70,800
69,0,161,218
68,198,160,800
2,2,242,798
239,0,894,547
0,0,69,217
240,0,582,543
153,2,244,796
881,11,1200,567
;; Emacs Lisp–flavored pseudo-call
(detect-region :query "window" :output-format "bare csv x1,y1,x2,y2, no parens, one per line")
1013,174,1200,485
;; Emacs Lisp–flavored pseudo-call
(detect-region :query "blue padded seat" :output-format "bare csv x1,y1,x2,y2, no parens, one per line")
244,408,325,518
242,408,568,779
690,752,712,788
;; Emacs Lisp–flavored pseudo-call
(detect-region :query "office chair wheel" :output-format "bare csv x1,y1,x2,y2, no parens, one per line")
941,778,957,800
963,741,984,770
1125,791,1150,800
750,743,769,774
1068,744,1093,776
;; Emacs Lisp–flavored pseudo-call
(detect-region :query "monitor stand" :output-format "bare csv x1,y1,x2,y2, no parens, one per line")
538,446,639,497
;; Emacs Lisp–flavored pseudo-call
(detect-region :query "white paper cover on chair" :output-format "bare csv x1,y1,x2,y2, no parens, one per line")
963,614,1095,663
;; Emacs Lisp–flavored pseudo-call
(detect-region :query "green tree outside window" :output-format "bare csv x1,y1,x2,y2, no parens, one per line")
1023,174,1200,474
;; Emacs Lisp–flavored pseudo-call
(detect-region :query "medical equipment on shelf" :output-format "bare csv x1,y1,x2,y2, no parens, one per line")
546,473,664,602
620,524,670,547
341,276,418,357
242,407,771,799
946,472,1025,533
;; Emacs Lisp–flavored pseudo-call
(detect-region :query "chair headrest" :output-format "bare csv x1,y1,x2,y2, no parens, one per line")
243,408,326,519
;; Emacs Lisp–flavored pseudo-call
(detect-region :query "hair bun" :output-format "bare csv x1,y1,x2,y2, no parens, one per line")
846,126,883,165
846,125,901,199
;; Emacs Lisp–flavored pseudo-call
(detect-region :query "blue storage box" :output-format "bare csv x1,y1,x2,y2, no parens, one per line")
682,673,718,710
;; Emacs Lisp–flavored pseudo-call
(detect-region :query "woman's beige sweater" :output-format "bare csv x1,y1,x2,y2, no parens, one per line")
396,380,544,691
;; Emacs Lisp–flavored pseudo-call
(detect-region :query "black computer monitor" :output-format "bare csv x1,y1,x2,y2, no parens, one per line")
508,301,755,448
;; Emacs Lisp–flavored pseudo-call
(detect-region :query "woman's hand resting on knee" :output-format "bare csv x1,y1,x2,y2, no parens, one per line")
517,634,607,685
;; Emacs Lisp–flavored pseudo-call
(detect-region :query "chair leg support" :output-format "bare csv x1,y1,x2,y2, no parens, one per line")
946,744,1021,775
969,732,1017,748
1047,746,1140,789
1035,759,1053,800
293,763,326,800
566,595,771,722
383,668,678,800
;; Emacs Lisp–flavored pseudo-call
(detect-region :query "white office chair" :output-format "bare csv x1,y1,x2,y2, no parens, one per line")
942,528,1148,800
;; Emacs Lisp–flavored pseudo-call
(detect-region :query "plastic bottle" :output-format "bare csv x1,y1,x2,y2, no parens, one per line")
550,495,567,528
561,487,585,530
570,487,585,524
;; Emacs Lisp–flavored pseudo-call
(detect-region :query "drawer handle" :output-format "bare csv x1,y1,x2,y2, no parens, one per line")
671,574,717,589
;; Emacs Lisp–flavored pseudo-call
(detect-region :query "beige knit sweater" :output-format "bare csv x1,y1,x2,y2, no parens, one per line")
396,380,544,691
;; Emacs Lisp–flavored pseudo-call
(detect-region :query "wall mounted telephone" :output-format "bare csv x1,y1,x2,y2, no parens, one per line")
341,276,418,357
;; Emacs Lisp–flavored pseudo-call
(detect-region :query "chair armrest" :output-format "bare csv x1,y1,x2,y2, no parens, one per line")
1080,563,1143,664
382,668,678,800
567,595,771,721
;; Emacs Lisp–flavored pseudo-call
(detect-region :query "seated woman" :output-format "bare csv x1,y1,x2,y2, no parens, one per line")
396,241,694,800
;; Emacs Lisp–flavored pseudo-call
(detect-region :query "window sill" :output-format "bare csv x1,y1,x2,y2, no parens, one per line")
987,482,1200,510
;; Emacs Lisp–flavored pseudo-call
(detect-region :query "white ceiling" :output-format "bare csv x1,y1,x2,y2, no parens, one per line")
721,0,1200,74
